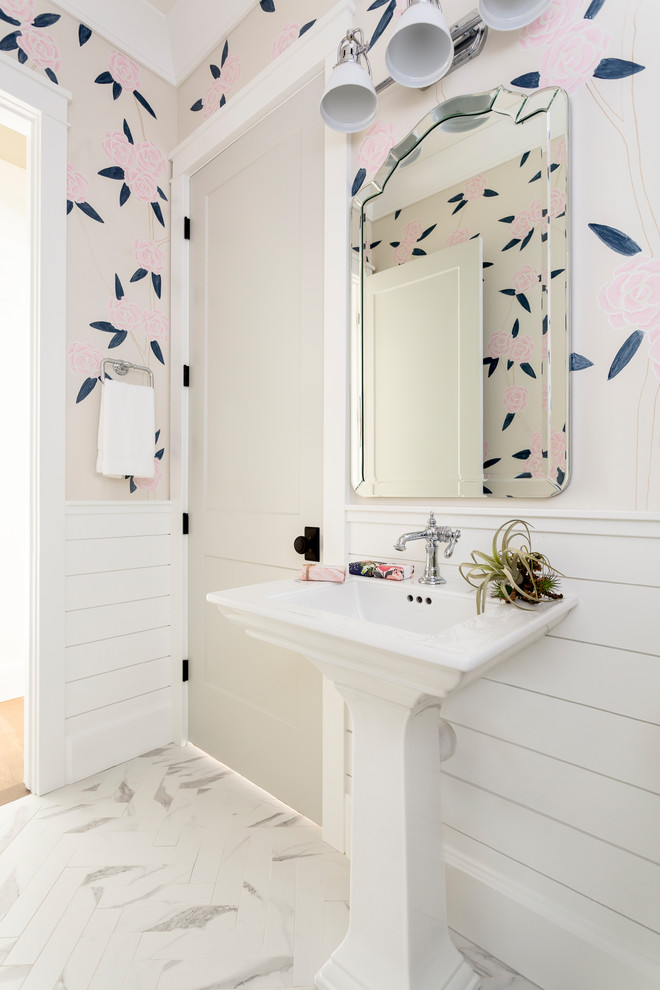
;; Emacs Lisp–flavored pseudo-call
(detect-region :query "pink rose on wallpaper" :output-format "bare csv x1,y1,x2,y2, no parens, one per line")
503,385,529,414
511,211,533,238
66,165,89,204
464,174,485,201
529,198,543,224
17,28,60,73
539,21,612,95
550,188,566,218
125,166,158,204
394,242,414,266
134,239,165,275
358,121,396,174
550,429,566,463
2,0,34,23
403,220,423,242
520,0,585,50
134,457,163,492
203,81,225,119
107,299,141,333
108,50,141,91
134,141,167,178
509,334,534,363
447,228,469,246
142,310,168,342
103,131,135,170
598,256,660,334
488,331,511,359
220,53,241,92
272,22,299,59
511,266,539,293
528,432,543,456
67,341,103,378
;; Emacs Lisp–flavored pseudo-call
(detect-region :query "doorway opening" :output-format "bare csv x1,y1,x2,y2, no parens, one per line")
0,108,30,806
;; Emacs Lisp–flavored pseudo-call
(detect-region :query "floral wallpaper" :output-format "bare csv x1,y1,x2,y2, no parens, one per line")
365,140,568,494
0,0,175,499
348,0,660,510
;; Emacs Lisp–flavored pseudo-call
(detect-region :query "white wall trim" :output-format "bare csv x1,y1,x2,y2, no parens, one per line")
169,0,354,851
0,57,71,795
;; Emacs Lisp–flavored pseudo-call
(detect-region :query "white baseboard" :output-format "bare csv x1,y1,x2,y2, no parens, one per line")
0,665,26,704
65,696,172,783
445,844,660,990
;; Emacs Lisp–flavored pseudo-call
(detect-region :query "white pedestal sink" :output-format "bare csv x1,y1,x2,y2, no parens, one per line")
208,576,576,990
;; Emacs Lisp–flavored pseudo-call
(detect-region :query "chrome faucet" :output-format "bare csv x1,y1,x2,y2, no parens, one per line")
394,512,461,586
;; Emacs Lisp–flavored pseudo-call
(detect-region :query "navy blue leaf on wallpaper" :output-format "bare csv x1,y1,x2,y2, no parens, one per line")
221,40,229,66
66,200,73,215
98,166,124,180
570,352,594,371
607,330,644,380
0,32,20,51
588,223,641,256
529,170,542,183
32,12,60,27
412,248,426,256
483,189,498,197
190,98,203,112
95,71,113,85
76,201,103,223
219,94,226,109
507,359,514,371
517,293,531,312
129,477,137,493
394,209,401,220
512,449,531,460
260,0,275,10
155,447,164,460
210,63,221,79
45,68,58,85
299,20,316,37
500,288,515,296
151,202,164,227
520,362,536,379
123,119,133,143
131,268,148,284
134,90,156,118
503,238,521,251
452,200,468,215
502,412,515,431
90,321,117,333
109,330,128,348
511,319,520,338
483,457,501,469
155,429,161,443
112,81,122,100
483,486,493,494
418,224,436,241
499,215,515,224
115,274,124,300
119,183,130,206
352,168,366,197
76,377,98,404
157,186,168,201
369,0,396,50
520,229,534,251
17,48,26,63
542,314,548,334
370,241,382,250
520,151,530,167
585,0,606,17
593,58,645,80
511,71,540,88
78,23,92,45
515,472,533,480
152,273,162,298
448,193,464,204
150,340,165,364
0,11,20,26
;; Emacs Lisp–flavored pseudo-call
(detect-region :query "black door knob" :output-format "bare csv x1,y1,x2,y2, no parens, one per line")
293,526,320,562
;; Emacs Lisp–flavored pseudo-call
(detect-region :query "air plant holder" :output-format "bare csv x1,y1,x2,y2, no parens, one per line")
459,518,563,614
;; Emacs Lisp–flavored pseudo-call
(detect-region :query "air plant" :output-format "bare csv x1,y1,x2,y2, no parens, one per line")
459,519,563,614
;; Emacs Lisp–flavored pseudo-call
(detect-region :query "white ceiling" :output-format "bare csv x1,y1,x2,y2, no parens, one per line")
53,0,256,84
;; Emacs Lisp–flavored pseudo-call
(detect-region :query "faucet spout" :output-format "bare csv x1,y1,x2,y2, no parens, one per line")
394,530,427,552
393,513,461,585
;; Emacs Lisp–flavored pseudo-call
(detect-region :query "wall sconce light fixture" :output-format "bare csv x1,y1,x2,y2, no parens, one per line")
321,1,552,132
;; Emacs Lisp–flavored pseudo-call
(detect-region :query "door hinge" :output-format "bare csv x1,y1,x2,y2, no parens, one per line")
182,512,189,535
184,216,191,240
183,364,190,387
182,659,189,682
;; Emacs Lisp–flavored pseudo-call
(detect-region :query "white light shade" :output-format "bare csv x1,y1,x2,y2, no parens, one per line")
385,1,454,89
320,61,379,133
478,0,552,31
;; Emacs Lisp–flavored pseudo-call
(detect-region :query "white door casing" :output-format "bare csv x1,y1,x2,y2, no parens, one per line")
0,58,70,794
169,0,353,849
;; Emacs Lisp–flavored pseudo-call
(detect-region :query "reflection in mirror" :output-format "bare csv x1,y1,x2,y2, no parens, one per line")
351,86,569,498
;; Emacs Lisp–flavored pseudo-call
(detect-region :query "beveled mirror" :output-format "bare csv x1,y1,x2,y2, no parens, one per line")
351,86,569,498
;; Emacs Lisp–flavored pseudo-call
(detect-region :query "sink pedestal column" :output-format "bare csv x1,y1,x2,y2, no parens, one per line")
315,679,479,990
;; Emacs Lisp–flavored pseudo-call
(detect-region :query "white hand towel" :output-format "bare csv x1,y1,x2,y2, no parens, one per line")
97,379,155,479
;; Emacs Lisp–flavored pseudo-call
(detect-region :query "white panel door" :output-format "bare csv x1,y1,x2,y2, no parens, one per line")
188,79,324,822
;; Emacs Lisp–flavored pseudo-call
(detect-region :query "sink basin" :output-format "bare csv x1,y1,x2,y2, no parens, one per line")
208,575,576,699
208,575,576,990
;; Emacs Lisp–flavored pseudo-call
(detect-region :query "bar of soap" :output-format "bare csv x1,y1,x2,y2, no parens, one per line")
348,560,414,581
300,564,346,582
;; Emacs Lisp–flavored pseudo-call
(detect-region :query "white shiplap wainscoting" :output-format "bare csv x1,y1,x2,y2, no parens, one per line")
347,505,660,990
64,502,174,783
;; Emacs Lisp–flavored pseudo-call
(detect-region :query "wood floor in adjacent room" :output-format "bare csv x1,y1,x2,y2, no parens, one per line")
0,697,29,806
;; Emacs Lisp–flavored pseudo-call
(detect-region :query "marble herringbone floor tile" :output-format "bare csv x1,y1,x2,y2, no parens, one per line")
0,744,542,989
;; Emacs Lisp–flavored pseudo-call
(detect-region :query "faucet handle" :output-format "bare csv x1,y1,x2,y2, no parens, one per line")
426,511,437,531
443,529,461,558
